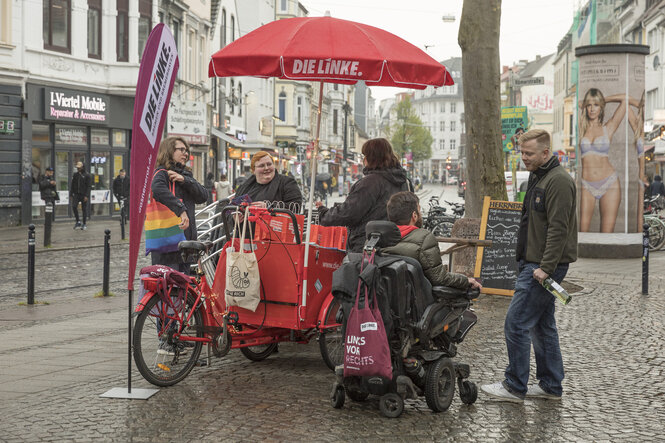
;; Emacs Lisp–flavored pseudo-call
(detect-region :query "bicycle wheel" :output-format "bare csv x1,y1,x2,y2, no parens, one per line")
239,343,278,361
432,221,454,238
644,216,665,251
319,298,344,371
133,290,203,387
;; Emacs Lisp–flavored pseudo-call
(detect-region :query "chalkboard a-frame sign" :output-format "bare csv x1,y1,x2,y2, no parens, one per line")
474,196,523,296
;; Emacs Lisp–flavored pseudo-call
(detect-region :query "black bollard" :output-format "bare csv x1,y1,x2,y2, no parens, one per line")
27,224,35,305
103,229,111,297
44,202,53,247
642,223,649,295
120,208,126,240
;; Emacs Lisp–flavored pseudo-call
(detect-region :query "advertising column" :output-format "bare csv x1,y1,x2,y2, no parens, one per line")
575,44,649,257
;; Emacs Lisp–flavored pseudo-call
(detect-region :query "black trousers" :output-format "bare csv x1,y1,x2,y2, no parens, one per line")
71,194,87,224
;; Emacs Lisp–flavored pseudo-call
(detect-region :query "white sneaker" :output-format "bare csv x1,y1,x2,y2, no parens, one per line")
526,384,561,400
480,382,524,403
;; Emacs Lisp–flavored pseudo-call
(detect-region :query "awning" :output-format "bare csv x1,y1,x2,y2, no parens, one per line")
211,127,266,149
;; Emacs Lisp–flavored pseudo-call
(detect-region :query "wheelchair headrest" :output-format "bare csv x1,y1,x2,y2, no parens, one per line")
365,221,401,248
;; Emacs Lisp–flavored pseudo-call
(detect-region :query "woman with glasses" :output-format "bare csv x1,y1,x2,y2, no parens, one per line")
150,136,208,273
234,151,302,212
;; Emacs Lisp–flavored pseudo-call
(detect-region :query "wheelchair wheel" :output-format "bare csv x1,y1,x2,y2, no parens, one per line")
425,358,456,412
239,343,277,361
458,380,478,405
331,385,345,409
379,393,404,418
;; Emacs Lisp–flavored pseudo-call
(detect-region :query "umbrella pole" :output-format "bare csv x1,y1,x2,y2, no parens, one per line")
301,81,324,317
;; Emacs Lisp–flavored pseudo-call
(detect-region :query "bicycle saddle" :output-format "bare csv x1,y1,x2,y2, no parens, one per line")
178,240,213,253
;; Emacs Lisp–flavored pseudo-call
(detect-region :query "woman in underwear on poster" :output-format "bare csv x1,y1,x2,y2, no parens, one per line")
579,88,628,232
628,91,647,229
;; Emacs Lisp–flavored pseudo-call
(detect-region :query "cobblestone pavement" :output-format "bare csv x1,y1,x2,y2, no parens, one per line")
1,198,664,441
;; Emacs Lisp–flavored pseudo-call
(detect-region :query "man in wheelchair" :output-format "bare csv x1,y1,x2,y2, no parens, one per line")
382,191,482,291
329,192,482,416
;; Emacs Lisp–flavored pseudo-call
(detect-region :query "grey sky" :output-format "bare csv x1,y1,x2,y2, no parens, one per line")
300,0,578,100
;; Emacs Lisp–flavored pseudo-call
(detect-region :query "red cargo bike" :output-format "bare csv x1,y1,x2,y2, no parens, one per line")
132,205,346,386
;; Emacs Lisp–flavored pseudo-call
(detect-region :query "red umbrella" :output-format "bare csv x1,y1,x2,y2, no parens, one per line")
209,16,453,88
208,15,454,312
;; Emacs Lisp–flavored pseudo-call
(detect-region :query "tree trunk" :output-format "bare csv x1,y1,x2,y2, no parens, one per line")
458,0,507,218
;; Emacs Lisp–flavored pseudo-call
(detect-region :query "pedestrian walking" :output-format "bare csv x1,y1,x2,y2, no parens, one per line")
481,129,577,402
70,161,91,230
214,174,232,201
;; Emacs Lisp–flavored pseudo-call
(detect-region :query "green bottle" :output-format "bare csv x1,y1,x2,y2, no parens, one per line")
541,278,572,305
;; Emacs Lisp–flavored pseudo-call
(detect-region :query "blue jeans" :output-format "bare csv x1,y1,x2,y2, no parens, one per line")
503,260,568,397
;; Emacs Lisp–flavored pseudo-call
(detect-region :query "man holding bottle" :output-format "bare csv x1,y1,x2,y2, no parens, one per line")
481,129,577,402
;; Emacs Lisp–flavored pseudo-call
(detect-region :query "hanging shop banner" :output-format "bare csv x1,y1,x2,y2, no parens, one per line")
128,23,179,289
44,87,110,125
167,99,209,145
575,44,648,235
501,106,528,152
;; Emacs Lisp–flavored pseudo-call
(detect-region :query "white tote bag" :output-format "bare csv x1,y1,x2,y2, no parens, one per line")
225,207,261,311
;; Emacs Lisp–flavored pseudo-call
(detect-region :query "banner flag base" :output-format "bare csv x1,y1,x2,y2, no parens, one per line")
100,387,159,400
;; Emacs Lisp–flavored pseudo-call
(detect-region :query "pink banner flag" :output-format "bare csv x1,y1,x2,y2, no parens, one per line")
128,24,179,290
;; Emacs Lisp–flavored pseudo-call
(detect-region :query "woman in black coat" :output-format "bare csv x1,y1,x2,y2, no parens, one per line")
317,138,412,252
151,136,208,273
235,151,302,212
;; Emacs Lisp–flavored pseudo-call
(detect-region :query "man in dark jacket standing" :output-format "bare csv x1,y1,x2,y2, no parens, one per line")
383,191,481,290
481,129,577,403
113,169,130,221
39,166,58,218
70,161,91,230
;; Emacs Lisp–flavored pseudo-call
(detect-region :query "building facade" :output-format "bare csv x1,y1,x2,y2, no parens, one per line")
412,57,465,182
0,0,155,226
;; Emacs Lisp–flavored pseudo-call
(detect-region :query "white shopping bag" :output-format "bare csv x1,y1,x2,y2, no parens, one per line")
225,207,261,311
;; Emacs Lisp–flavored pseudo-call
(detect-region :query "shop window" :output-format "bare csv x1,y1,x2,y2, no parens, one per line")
44,0,71,53
55,125,87,146
32,123,51,143
117,0,128,62
112,129,127,147
91,128,109,145
87,0,101,59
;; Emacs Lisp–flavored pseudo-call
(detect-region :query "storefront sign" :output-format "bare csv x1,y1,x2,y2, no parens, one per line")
44,87,110,125
228,148,242,159
167,99,208,145
55,127,87,145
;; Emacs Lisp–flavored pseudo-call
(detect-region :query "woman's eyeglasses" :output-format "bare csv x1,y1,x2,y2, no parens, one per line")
175,147,189,155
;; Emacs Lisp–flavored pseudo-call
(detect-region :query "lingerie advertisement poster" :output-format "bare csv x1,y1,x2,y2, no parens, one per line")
575,44,649,236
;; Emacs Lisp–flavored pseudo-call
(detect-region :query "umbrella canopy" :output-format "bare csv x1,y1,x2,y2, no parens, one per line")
209,16,453,88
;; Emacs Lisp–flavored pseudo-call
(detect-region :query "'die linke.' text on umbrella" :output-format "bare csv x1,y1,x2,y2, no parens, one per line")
292,59,362,77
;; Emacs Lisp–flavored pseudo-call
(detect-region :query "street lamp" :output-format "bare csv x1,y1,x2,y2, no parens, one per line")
342,101,352,195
